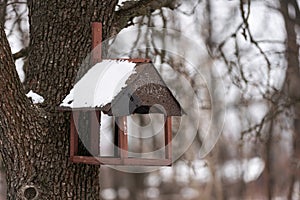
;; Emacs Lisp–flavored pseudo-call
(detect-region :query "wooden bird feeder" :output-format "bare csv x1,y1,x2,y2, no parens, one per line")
58,22,183,166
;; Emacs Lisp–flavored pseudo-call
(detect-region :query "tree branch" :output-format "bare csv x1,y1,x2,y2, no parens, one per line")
113,0,177,34
13,46,28,60
0,0,8,24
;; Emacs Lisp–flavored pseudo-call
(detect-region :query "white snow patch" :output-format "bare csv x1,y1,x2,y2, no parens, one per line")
16,59,25,82
117,187,130,199
116,0,137,11
145,174,161,187
101,188,117,200
220,157,265,183
192,160,212,183
175,161,190,183
60,60,136,108
145,187,160,199
26,90,44,104
292,181,300,200
221,159,241,182
243,157,265,182
180,187,199,199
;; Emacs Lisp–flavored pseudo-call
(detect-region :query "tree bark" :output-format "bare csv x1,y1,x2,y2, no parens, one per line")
0,0,118,199
280,0,300,199
0,0,187,198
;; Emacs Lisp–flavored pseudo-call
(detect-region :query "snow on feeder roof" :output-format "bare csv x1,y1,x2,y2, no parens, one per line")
60,59,136,108
59,22,182,166
59,59,182,116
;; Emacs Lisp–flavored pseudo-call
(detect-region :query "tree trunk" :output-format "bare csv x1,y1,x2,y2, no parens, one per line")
280,0,300,199
0,0,118,199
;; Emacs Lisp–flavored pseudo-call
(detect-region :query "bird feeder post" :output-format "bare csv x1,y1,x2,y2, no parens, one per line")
91,22,102,64
88,22,102,157
90,111,100,156
119,116,128,160
164,116,172,161
114,120,120,157
70,111,79,160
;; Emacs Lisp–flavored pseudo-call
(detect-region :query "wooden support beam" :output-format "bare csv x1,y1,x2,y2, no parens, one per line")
71,114,173,166
114,119,120,157
91,22,102,64
90,111,100,156
119,116,128,159
109,58,151,63
164,116,172,160
70,112,79,159
72,156,172,166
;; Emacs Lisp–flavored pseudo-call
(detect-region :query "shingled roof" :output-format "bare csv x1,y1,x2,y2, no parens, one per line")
60,59,183,116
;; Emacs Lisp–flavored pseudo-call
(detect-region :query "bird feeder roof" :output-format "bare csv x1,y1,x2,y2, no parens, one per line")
59,59,183,116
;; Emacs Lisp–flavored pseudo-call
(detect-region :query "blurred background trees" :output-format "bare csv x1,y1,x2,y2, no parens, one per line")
1,0,299,199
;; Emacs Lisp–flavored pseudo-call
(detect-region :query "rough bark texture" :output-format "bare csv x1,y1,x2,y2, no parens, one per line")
280,0,300,198
113,0,177,33
0,0,118,199
0,0,177,198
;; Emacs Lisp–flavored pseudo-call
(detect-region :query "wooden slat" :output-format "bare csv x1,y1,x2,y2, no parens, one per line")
119,116,128,159
164,116,172,160
120,158,171,166
70,112,79,158
56,106,102,112
109,58,151,63
57,107,103,111
90,111,100,156
72,156,172,166
72,156,101,165
91,22,102,64
114,119,119,157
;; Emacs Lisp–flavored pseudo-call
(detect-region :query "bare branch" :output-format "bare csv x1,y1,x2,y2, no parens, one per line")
12,46,28,60
0,0,8,24
6,2,28,38
175,0,201,16
6,1,26,6
267,0,300,28
113,0,177,34
239,0,271,69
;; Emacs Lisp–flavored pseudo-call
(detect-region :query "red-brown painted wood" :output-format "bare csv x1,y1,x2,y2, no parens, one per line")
70,112,79,159
72,156,172,166
70,114,173,166
92,22,102,64
114,119,120,157
90,111,100,156
67,22,175,167
119,116,128,159
72,156,101,165
164,116,172,160
109,58,151,63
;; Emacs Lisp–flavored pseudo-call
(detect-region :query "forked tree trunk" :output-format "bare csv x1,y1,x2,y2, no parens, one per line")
0,0,118,199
